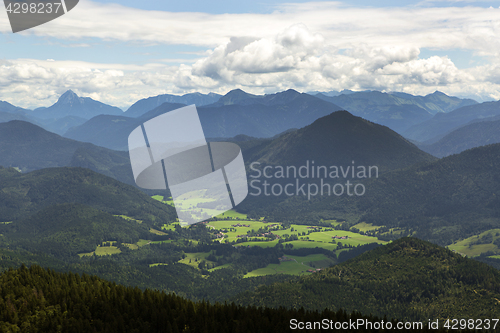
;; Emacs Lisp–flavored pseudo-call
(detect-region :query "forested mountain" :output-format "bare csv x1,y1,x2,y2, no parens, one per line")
235,237,500,321
32,90,123,120
3,203,152,257
241,110,436,173
403,100,500,143
240,143,500,245
0,264,450,333
419,119,500,157
0,166,175,224
0,120,135,185
125,92,221,117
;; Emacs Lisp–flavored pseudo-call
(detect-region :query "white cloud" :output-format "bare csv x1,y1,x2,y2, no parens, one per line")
1,1,500,106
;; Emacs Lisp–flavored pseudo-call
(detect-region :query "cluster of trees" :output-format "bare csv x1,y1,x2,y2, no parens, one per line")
2,264,419,333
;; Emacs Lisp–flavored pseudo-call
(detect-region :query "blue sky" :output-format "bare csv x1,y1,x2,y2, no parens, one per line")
1,0,500,109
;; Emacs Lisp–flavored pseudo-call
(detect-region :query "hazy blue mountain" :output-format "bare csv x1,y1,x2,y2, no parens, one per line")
0,120,135,186
306,89,357,97
204,89,260,107
403,100,500,143
0,110,38,125
419,118,500,157
32,90,124,120
388,91,477,113
0,100,31,114
125,92,221,117
64,92,343,150
64,102,186,151
207,89,340,109
36,115,88,135
312,91,477,134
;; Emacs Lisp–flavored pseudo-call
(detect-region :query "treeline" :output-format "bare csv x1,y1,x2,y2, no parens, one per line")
0,264,449,333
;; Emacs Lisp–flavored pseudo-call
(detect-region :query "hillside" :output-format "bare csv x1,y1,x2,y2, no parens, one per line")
0,166,176,224
419,119,500,157
2,203,151,257
0,120,135,185
0,264,434,333
243,110,436,172
244,143,500,246
403,100,500,143
234,237,500,322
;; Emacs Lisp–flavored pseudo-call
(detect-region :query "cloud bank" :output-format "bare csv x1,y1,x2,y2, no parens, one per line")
1,1,499,107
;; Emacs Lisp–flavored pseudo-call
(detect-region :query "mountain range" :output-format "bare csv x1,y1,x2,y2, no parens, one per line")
419,118,500,157
403,100,500,143
125,92,222,117
313,90,477,133
63,90,345,150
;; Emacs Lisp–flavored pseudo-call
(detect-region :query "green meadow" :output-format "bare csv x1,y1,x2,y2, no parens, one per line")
78,242,122,257
244,253,334,277
448,229,500,257
207,220,386,250
352,222,382,232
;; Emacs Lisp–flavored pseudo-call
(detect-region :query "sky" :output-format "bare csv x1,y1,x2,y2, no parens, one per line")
1,0,500,109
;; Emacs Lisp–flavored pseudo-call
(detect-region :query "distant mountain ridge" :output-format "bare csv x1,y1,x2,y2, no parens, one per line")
312,90,477,134
32,90,124,120
403,100,500,143
419,119,500,157
125,92,221,117
64,91,344,150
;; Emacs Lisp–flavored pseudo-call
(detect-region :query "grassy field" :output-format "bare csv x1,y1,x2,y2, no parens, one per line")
136,239,151,247
216,210,248,219
78,243,122,257
123,243,139,250
113,215,142,224
149,228,168,235
208,220,386,250
177,252,218,269
95,246,121,255
244,253,334,277
352,222,382,232
448,229,500,257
